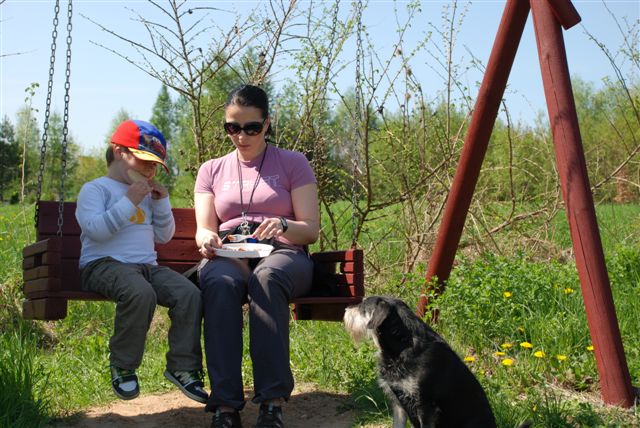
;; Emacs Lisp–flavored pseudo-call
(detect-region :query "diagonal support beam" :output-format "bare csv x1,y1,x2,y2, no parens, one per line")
530,0,634,408
417,0,530,317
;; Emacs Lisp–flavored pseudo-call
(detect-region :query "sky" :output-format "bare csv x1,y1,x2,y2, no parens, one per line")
1,1,639,154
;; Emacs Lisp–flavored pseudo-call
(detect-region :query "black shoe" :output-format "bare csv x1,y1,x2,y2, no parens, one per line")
110,365,139,400
254,403,283,428
210,409,243,428
164,369,209,403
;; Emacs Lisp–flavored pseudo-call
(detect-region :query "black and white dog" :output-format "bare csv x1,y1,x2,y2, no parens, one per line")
344,296,497,428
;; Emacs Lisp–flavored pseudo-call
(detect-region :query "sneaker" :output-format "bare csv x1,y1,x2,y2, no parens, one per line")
210,409,243,428
110,365,139,400
164,369,208,403
254,403,283,428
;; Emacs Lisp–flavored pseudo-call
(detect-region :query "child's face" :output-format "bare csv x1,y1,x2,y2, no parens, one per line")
117,147,158,184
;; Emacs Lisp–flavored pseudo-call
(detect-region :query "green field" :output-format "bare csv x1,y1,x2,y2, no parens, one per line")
0,202,638,427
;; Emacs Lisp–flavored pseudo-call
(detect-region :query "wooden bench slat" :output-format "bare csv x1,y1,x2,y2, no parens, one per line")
37,202,198,239
310,249,363,263
292,297,363,321
23,264,62,281
23,290,105,300
23,298,68,320
22,252,60,270
291,296,362,304
22,237,63,257
24,277,61,296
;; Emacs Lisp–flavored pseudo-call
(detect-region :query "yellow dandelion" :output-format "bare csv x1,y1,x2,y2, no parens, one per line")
533,351,546,358
520,342,533,349
463,356,475,363
494,351,506,357
586,345,594,352
501,358,514,366
501,343,513,349
503,291,512,298
556,354,568,361
564,287,574,294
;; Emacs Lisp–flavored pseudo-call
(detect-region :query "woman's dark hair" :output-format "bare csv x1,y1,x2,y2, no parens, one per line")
225,84,273,137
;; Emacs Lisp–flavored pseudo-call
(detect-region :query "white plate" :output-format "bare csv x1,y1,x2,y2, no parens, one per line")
214,243,274,258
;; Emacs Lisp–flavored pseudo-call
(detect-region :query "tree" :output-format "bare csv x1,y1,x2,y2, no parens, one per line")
87,0,298,164
150,85,177,190
41,111,80,201
14,105,40,202
0,116,20,202
70,154,105,199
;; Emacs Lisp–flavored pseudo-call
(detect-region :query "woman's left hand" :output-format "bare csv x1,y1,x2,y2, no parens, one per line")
253,217,286,240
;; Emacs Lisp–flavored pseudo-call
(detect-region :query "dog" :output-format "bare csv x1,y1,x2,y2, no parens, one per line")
344,295,497,428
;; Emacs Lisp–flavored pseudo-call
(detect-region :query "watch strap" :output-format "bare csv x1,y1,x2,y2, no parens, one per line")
279,216,289,233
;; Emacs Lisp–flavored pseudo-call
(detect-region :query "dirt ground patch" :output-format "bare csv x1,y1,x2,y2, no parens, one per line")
49,383,380,428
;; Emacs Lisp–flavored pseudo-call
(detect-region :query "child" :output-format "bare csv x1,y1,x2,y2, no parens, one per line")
76,120,207,403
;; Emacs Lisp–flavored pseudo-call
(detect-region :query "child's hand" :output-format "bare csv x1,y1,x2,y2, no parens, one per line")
127,181,152,206
150,181,169,200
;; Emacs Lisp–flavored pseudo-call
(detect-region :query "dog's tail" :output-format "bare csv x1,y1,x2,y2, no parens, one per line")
516,422,532,428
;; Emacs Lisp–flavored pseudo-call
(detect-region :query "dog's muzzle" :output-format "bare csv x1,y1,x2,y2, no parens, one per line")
343,305,370,342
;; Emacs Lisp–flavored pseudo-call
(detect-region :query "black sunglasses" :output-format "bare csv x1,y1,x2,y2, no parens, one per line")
223,119,266,136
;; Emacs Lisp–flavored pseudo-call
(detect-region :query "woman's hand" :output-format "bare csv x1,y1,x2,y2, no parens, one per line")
199,232,223,259
253,217,286,240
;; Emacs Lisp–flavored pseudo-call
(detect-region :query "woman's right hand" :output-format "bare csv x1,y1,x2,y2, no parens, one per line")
199,232,222,259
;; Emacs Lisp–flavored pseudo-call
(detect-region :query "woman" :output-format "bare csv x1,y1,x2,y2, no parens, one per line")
194,84,319,428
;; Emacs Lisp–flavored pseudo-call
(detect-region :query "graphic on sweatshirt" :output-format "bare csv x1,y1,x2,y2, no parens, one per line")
130,207,146,224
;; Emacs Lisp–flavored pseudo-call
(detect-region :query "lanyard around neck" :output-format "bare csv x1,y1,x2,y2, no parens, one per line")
237,144,268,234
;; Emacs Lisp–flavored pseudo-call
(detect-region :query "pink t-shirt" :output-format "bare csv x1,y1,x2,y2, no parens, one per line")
194,145,317,235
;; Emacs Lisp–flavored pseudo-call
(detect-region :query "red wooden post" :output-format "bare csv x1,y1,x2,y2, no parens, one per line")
530,0,634,407
416,0,530,317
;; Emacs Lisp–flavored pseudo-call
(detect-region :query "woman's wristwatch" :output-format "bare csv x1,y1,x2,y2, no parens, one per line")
278,216,288,233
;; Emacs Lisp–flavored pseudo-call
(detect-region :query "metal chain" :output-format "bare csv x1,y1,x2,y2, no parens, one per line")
35,0,61,228
57,0,73,236
351,0,364,247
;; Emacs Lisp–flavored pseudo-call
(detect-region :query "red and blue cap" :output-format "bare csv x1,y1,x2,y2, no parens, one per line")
111,120,169,173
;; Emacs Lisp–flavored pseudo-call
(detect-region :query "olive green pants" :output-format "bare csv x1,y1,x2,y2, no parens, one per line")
81,257,203,371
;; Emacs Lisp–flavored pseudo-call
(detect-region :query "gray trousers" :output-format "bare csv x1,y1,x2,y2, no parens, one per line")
81,257,203,371
199,248,313,411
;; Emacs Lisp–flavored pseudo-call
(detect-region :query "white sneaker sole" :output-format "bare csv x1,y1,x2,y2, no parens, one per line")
163,370,208,404
112,384,139,400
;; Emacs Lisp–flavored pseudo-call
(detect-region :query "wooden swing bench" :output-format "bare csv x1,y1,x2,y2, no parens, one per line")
22,201,364,322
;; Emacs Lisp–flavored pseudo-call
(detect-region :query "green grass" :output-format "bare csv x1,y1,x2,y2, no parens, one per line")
1,202,639,427
0,329,51,428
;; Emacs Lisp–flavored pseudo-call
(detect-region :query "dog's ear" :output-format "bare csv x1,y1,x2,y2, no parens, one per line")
367,299,391,330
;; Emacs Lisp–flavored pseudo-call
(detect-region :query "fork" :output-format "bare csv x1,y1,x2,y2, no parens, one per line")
225,234,256,242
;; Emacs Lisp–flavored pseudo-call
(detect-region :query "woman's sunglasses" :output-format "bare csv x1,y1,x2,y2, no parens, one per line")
223,119,266,136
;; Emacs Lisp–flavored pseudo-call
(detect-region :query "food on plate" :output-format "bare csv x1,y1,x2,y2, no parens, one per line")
127,169,149,183
222,245,247,251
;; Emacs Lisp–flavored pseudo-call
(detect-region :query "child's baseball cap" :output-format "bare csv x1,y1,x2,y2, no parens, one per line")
111,120,169,172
